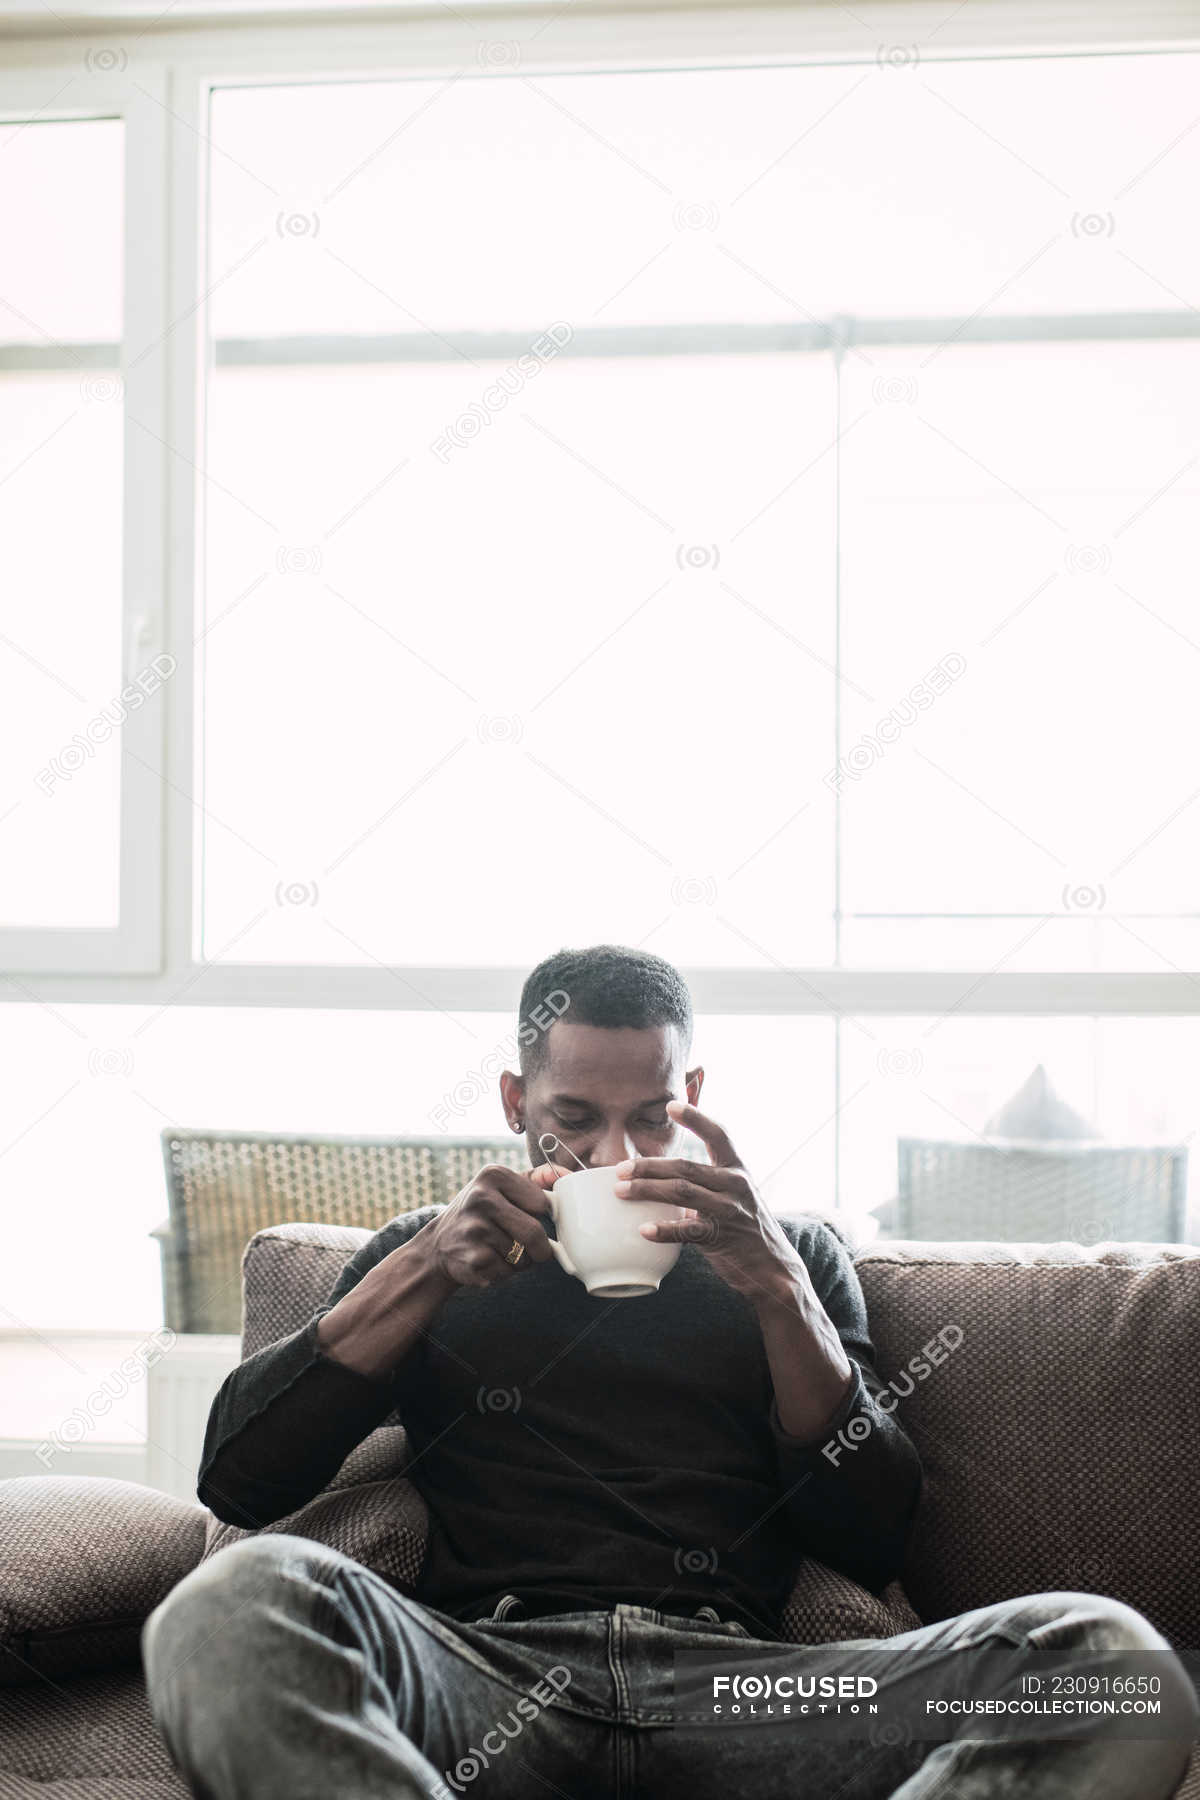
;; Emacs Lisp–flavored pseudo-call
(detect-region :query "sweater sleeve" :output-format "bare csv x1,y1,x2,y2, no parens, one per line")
770,1219,923,1593
197,1207,441,1528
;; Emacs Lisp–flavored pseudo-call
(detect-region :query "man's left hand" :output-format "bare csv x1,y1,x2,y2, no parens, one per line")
614,1100,806,1308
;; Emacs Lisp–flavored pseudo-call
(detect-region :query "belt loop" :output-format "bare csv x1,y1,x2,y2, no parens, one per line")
491,1594,526,1621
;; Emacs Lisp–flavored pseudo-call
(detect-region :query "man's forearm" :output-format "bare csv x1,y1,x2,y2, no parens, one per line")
753,1273,854,1444
316,1229,457,1380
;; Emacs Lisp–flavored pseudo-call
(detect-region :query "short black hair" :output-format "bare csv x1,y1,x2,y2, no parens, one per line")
518,945,693,1076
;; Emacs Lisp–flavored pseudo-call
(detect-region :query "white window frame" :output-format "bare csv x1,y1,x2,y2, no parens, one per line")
0,67,168,974
3,0,1200,1015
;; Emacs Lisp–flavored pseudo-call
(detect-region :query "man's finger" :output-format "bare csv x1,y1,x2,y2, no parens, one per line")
526,1161,567,1190
639,1215,721,1245
475,1197,556,1262
616,1177,733,1213
666,1099,739,1169
476,1163,561,1214
614,1156,734,1192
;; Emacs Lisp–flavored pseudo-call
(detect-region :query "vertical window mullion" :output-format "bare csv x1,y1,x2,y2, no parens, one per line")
116,72,172,973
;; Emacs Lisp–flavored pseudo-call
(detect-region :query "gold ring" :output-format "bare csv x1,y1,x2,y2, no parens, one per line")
505,1239,525,1267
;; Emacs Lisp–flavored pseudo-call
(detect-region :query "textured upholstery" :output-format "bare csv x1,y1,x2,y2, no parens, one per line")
0,1670,188,1798
240,1219,424,1490
856,1239,1200,1651
5,1223,1197,1796
780,1563,920,1644
241,1219,376,1356
0,1480,207,1688
203,1476,429,1591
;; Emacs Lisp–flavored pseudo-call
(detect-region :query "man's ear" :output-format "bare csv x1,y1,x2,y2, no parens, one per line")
685,1065,704,1106
499,1068,526,1133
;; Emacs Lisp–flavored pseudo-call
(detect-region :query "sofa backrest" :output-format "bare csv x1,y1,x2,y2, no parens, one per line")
242,1221,408,1490
856,1239,1200,1650
242,1222,1200,1648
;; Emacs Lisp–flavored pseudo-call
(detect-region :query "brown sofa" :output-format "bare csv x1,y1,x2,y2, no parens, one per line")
1,1224,1197,1798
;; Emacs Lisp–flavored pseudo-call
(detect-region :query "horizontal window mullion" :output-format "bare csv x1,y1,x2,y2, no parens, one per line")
200,311,1200,361
8,310,1200,375
6,965,1200,1014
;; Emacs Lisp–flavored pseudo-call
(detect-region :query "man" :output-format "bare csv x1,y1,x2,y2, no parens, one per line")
144,946,1194,1799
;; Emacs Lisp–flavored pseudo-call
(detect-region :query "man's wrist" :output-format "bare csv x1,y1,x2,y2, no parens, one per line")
749,1261,814,1319
399,1233,459,1308
317,1237,457,1380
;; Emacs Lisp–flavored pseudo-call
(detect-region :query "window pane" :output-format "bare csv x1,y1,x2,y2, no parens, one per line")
209,54,1200,333
0,120,124,928
200,351,836,967
0,117,123,343
203,55,1200,974
839,340,1200,971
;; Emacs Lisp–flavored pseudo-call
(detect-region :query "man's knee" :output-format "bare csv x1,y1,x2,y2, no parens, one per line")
143,1533,322,1704
992,1591,1196,1726
1007,1590,1169,1655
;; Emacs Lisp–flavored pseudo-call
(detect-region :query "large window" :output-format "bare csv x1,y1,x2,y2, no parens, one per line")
2,17,1200,1339
0,86,166,972
198,54,1200,977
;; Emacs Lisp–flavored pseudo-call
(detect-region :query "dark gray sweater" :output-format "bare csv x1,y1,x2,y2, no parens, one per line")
199,1209,921,1638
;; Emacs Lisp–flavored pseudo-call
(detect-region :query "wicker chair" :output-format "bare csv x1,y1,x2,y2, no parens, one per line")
894,1137,1187,1243
154,1130,528,1334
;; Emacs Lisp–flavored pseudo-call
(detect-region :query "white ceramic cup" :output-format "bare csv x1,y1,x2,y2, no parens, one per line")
545,1164,686,1297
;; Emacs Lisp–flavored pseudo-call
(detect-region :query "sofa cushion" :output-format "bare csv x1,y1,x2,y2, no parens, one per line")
0,1668,188,1798
0,1480,207,1689
242,1222,411,1490
202,1474,430,1592
857,1240,1200,1650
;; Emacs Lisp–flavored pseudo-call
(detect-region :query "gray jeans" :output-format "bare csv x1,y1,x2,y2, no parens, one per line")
142,1535,1196,1800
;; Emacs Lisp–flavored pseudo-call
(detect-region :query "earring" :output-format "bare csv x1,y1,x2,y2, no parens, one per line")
511,1120,525,1134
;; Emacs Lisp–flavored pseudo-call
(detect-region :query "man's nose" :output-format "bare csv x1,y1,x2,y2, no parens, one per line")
590,1128,639,1168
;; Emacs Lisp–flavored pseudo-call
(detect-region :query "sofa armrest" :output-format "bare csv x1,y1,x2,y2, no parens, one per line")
0,1476,207,1687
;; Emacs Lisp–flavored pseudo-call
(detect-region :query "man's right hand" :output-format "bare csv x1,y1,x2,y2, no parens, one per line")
417,1162,561,1290
316,1162,561,1381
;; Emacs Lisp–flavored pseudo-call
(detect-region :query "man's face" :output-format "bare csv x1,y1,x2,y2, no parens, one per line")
506,1020,702,1170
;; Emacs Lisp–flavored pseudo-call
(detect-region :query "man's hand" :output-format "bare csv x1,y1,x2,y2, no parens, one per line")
613,1100,806,1307
317,1162,561,1381
615,1100,853,1442
420,1162,561,1291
